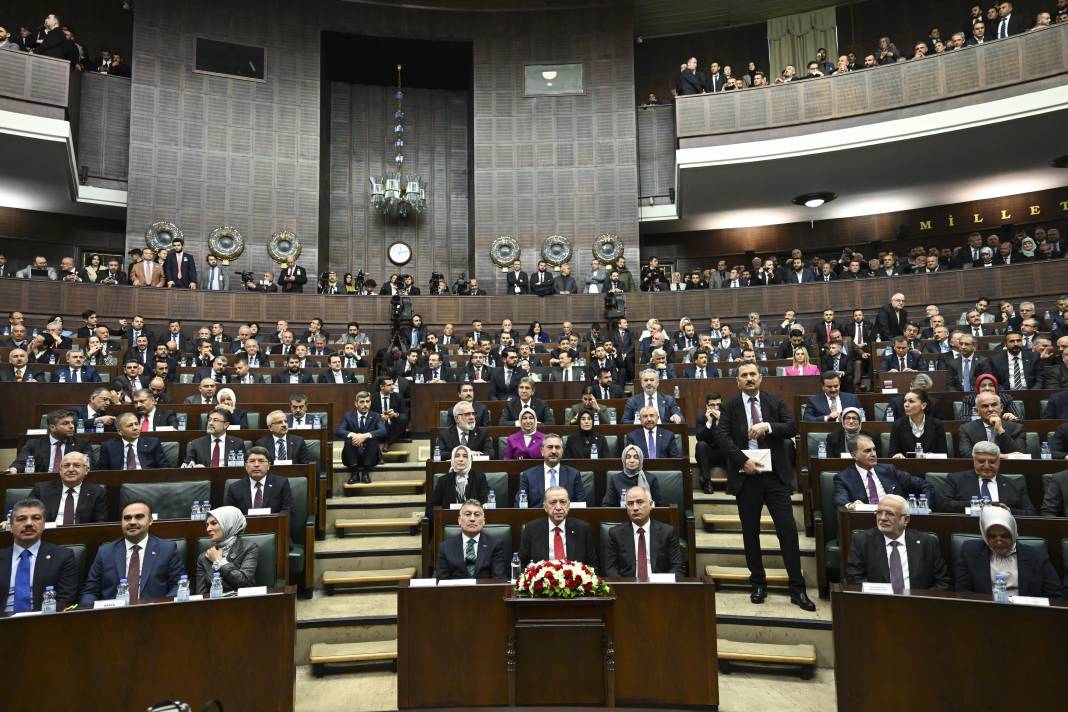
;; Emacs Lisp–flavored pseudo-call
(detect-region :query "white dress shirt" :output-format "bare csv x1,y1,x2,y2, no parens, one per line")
883,531,911,590
977,476,1000,502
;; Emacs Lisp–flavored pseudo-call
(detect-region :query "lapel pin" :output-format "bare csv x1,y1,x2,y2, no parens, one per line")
45,554,52,560
152,551,157,556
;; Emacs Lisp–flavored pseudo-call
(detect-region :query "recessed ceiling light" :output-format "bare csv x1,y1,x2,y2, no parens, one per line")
792,191,837,208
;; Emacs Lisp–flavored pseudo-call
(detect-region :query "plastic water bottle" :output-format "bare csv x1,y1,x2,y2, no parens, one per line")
76,418,85,433
177,413,187,431
117,578,130,606
518,490,528,509
433,445,442,462
24,455,35,474
970,496,980,515
41,586,57,614
202,500,211,516
817,441,827,459
982,495,992,509
486,490,496,509
589,441,599,460
1044,309,1052,322
907,494,918,512
191,501,201,520
176,575,190,602
1041,442,1052,460
914,443,923,459
759,351,767,361
884,344,893,357
885,406,894,422
510,553,522,582
673,385,681,399
209,572,223,599
592,412,600,425
313,414,321,430
712,352,720,363
993,574,1009,603
620,490,627,508
608,410,617,425
927,360,935,372
179,356,187,367
919,494,929,514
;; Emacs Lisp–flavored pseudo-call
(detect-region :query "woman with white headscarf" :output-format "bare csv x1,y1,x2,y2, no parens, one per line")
825,406,877,457
954,506,1063,598
603,444,662,506
429,445,490,510
216,387,250,430
196,505,260,594
504,407,545,460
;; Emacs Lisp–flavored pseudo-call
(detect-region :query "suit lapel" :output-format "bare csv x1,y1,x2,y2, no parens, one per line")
868,533,891,582
647,521,658,569
138,537,160,594
621,526,636,574
112,541,127,591
903,532,923,586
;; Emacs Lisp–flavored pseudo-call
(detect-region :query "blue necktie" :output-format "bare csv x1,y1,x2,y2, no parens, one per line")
549,467,557,488
14,549,32,612
962,359,972,391
980,479,992,501
647,430,657,458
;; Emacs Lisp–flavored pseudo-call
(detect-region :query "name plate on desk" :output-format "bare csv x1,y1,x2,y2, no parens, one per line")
923,453,948,459
449,503,462,510
861,582,896,595
1005,453,1032,460
237,586,268,597
570,502,586,508
93,599,125,609
273,459,292,466
437,578,477,587
44,522,57,529
156,426,175,431
409,578,438,587
648,573,676,583
881,388,898,394
227,424,239,430
851,504,878,513
247,507,272,516
1010,595,1050,606
184,594,204,601
26,429,46,435
472,454,490,461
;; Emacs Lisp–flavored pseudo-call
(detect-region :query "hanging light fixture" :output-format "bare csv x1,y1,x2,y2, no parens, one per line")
369,64,427,220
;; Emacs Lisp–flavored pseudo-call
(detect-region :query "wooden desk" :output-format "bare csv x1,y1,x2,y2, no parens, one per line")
410,382,590,432
833,584,1067,712
397,578,718,709
0,587,296,711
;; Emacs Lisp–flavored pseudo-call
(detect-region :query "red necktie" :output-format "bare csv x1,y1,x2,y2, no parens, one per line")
826,324,832,341
211,438,221,467
63,488,75,525
254,481,263,509
127,545,141,603
636,527,649,581
553,527,565,560
140,415,150,432
52,442,63,472
176,257,182,280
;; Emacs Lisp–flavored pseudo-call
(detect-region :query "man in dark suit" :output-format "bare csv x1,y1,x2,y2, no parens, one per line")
803,372,863,422
683,350,721,380
625,406,682,459
223,447,294,514
516,435,586,507
446,383,493,428
812,310,844,346
676,57,704,95
989,332,1037,390
518,486,597,568
463,351,492,383
1,498,79,612
604,485,685,577
400,314,428,352
506,260,529,295
498,378,555,425
593,368,625,400
29,451,108,524
529,260,555,297
433,500,508,579
186,409,246,467
833,435,935,508
275,355,315,385
277,255,307,293
336,392,387,484
820,341,855,392
370,376,409,450
957,392,1026,456
993,2,1027,38
622,368,684,424
945,334,993,391
162,237,198,289
255,411,311,465
1040,468,1068,516
70,386,119,432
873,293,908,340
489,349,527,401
880,337,923,372
845,494,950,591
712,363,814,610
53,349,102,383
420,351,455,384
0,347,42,383
5,410,92,474
1044,390,1068,421
437,401,495,458
98,413,170,470
80,500,186,606
938,442,1037,515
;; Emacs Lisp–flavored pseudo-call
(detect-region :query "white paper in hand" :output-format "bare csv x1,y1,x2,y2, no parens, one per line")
742,449,772,472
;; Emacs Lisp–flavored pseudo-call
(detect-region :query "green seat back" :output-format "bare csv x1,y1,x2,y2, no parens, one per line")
1040,399,1048,415
598,519,632,572
161,441,179,468
806,432,829,461
799,403,808,420
1025,432,1040,458
951,533,1048,574
497,436,508,457
1062,538,1068,571
579,471,595,502
819,471,838,544
439,410,450,428
261,374,272,383
288,476,308,547
165,538,188,567
60,543,88,589
603,435,619,458
673,433,683,455
775,366,786,376
442,524,513,559
198,413,209,429
925,473,949,500
196,532,278,586
305,439,322,473
945,432,954,454
952,401,964,421
90,443,101,464
485,472,509,505
874,402,889,421
39,415,47,428
4,488,33,514
879,432,890,455
120,481,210,520
246,412,261,429
651,470,684,512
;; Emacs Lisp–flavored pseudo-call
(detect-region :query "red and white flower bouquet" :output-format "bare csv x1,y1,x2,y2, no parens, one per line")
513,559,611,599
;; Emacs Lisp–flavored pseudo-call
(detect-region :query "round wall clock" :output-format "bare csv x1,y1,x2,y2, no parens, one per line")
388,241,412,265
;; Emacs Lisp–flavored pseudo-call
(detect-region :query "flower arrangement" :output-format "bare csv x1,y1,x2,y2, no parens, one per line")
514,559,611,599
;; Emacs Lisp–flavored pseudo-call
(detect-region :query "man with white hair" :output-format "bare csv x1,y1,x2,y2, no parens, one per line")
28,451,108,524
621,369,684,424
436,400,494,457
940,442,1037,514
845,494,950,592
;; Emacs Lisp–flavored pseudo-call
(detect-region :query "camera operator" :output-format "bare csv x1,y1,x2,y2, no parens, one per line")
319,270,342,295
452,273,470,296
429,272,449,295
244,271,278,292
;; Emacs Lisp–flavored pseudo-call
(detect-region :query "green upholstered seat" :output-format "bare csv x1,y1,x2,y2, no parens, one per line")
196,532,280,587
4,487,33,514
120,480,210,520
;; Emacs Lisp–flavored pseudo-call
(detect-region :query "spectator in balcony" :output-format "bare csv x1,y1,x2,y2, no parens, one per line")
862,54,877,68
968,21,990,44
832,55,850,75
552,262,577,294
774,65,797,83
813,48,834,75
0,26,19,50
796,61,824,80
31,14,71,61
995,2,1027,38
910,42,928,60
1057,2,1068,24
969,4,984,26
751,71,767,87
163,237,197,289
704,61,726,92
109,53,130,77
640,257,666,290
61,27,85,69
677,56,704,96
876,37,900,64
926,27,943,52
90,48,113,73
16,256,57,280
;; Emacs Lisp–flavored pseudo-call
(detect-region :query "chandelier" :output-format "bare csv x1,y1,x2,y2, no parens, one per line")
369,64,427,220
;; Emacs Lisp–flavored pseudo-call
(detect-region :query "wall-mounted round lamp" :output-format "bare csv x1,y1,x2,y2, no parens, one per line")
792,191,837,208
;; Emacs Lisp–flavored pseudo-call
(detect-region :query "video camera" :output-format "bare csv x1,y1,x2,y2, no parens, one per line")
452,273,470,295
235,270,256,285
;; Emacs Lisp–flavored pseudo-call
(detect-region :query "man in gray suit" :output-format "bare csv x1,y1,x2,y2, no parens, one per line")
201,254,230,291
956,392,1026,456
584,258,606,294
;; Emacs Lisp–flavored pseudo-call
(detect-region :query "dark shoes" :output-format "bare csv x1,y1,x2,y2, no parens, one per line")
750,584,767,604
701,481,715,495
346,471,360,486
361,471,372,484
790,590,816,611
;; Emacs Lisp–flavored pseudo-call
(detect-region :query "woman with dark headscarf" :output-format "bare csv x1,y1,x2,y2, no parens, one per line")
955,506,1063,598
960,373,1023,421
563,409,609,459
196,506,259,594
825,407,878,457
603,444,662,507
430,445,490,509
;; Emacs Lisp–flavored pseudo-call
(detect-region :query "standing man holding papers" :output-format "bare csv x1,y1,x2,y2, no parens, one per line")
713,363,815,610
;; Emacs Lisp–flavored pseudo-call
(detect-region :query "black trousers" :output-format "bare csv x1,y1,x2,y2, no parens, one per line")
381,414,408,446
694,441,727,483
342,438,381,470
735,471,805,591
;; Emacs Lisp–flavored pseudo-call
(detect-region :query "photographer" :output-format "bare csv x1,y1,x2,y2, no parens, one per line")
319,270,341,295
244,271,278,292
429,272,449,296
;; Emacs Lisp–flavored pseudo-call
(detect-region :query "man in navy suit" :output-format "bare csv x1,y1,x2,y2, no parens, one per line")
1,498,79,612
29,451,108,524
224,447,293,515
80,500,186,606
516,435,586,507
489,349,528,401
276,355,315,385
336,392,387,484
803,372,863,422
434,500,508,579
880,337,923,372
625,406,682,459
98,413,170,470
163,237,198,288
683,350,721,380
54,349,102,383
622,369,684,424
833,434,935,509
